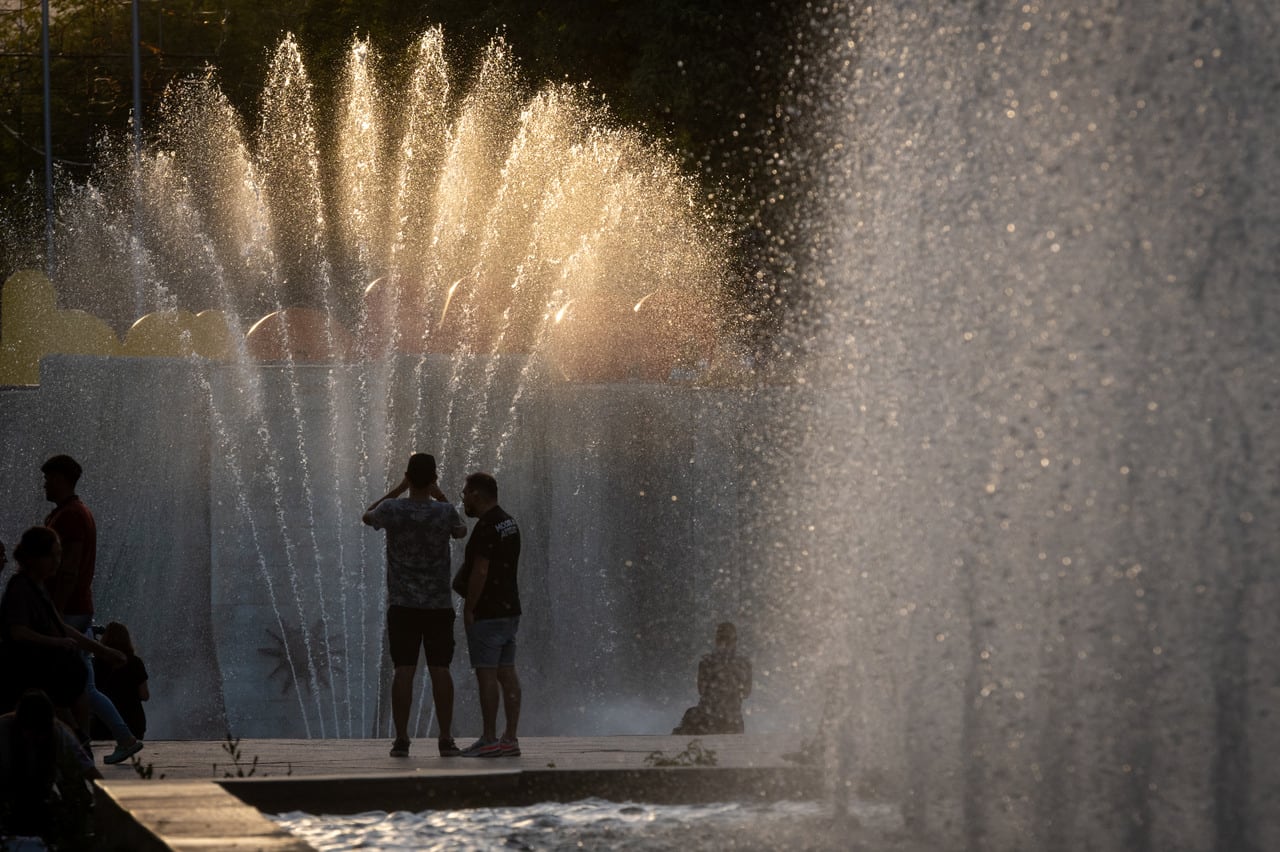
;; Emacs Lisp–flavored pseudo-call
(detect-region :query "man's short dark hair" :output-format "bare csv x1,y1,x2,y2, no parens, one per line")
465,471,498,499
41,454,82,485
405,453,437,488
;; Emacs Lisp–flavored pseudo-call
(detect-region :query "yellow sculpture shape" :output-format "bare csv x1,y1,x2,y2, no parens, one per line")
1,269,122,384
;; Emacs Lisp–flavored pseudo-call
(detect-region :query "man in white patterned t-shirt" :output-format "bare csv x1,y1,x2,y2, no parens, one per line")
363,453,467,758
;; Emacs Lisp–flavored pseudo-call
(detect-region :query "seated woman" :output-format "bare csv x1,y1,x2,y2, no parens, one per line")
91,621,149,742
0,688,100,849
0,527,123,729
673,622,753,735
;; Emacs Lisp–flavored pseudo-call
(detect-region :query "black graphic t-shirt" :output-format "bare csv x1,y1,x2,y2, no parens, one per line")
456,505,521,620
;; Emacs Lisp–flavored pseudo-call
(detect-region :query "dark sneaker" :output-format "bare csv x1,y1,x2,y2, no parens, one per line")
389,738,411,758
438,737,461,757
460,737,503,758
104,739,143,765
499,737,521,757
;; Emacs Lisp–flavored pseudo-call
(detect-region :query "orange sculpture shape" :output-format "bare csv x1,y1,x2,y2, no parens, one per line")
245,308,355,362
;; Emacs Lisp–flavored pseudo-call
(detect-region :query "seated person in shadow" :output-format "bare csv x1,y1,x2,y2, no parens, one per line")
673,622,753,735
0,688,100,849
0,527,124,726
91,621,149,742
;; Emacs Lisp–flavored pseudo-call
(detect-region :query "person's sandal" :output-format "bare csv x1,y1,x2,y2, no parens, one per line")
438,737,461,757
389,737,411,757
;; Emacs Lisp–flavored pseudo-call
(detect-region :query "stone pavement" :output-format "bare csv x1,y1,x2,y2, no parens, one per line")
97,734,799,780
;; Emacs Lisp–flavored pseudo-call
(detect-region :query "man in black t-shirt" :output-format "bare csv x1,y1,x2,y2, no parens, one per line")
453,472,522,758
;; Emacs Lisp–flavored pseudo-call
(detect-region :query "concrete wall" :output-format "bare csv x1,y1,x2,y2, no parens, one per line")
0,356,224,738
0,354,760,739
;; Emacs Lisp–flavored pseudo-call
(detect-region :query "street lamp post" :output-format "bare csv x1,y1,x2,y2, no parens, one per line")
131,0,144,317
41,0,53,276
132,0,141,152
37,0,147,283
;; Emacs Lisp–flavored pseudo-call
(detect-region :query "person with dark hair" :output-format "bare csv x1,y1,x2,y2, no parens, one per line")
41,455,143,765
0,688,100,849
673,621,753,734
454,471,523,758
364,453,467,758
90,622,149,742
0,527,123,731
40,454,89,616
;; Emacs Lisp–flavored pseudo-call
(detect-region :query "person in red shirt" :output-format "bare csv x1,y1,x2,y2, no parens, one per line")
41,455,143,765
41,456,95,618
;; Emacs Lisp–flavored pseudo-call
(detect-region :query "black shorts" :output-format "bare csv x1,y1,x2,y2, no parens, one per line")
387,606,455,668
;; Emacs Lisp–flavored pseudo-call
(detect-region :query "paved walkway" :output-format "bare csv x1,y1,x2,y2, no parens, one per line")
102,734,795,781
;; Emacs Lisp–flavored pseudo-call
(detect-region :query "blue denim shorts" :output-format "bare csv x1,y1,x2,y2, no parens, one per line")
466,616,520,668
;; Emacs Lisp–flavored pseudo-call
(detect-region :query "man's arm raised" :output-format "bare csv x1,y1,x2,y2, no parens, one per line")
363,476,410,525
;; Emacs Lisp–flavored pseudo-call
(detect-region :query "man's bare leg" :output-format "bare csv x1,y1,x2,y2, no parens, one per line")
426,664,454,738
475,667,500,740
496,665,521,740
391,664,417,741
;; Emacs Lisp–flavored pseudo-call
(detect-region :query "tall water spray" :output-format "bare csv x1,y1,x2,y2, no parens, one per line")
40,29,726,361
769,2,1279,849
0,28,736,740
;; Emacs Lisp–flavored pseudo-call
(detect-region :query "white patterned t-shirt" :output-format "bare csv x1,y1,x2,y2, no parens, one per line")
367,498,465,609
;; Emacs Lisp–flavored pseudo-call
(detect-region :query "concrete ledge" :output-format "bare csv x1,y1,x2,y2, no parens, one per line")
221,765,822,814
94,780,313,852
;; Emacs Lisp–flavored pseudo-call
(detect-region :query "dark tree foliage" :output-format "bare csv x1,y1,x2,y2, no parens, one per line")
0,0,819,338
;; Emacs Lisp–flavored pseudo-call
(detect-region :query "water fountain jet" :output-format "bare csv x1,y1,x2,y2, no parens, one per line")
0,28,742,742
